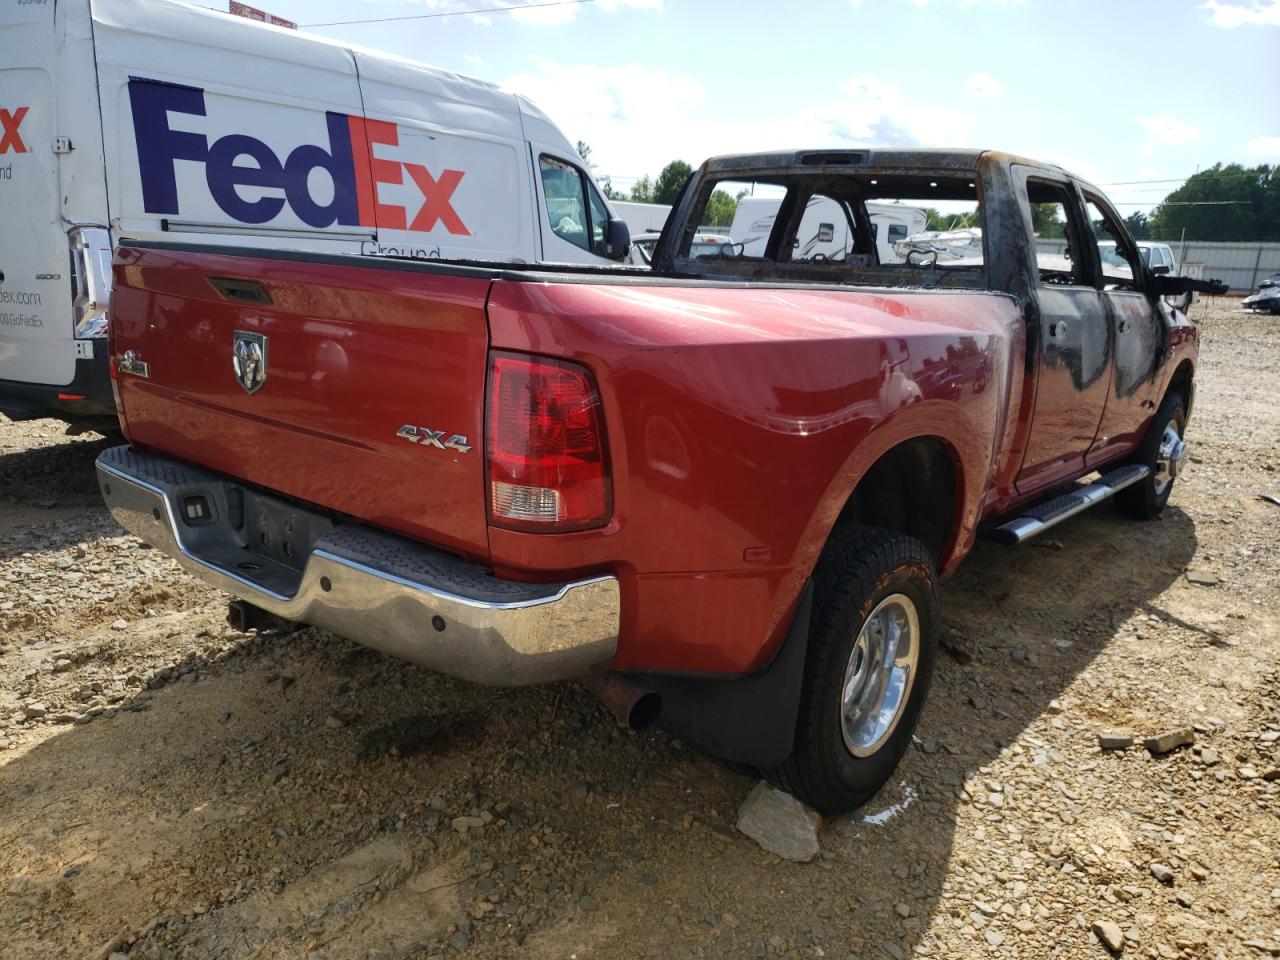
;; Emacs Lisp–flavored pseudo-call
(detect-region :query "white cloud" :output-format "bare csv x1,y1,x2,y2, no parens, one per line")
511,0,661,25
1200,0,1280,26
358,0,661,27
1137,114,1200,146
504,60,977,181
965,73,1004,97
837,75,976,144
899,0,1026,5
509,3,577,25
464,53,489,69
1246,135,1280,157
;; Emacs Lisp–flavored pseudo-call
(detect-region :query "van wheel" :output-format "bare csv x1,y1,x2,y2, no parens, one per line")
765,526,938,815
1116,391,1187,520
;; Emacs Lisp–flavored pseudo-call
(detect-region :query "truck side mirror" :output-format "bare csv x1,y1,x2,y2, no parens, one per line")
1152,264,1171,275
604,218,631,261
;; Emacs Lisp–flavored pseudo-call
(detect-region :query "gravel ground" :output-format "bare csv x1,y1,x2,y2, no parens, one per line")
1,297,1277,960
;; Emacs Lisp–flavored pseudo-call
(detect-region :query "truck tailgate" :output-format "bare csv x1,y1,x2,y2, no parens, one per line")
110,244,492,560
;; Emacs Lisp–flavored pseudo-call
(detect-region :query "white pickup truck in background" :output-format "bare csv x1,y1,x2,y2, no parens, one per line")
0,0,629,427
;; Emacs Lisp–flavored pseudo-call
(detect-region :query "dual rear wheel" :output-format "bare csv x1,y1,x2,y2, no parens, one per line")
766,526,938,815
771,389,1188,814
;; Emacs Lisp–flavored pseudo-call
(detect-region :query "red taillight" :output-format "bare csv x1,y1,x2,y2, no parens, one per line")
486,351,610,532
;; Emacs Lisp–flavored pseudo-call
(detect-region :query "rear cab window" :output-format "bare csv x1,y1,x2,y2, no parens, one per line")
675,172,985,289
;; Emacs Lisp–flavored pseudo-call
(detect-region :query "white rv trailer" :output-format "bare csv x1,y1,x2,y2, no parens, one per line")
730,196,928,265
609,200,673,237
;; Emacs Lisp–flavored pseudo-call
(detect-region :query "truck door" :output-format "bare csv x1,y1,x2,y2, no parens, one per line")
0,0,76,389
1014,171,1113,495
1081,192,1164,463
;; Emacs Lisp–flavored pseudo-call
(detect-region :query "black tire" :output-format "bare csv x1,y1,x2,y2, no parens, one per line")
1115,390,1187,520
765,526,938,815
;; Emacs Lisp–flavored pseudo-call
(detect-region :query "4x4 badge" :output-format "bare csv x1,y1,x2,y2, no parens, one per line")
396,424,471,453
232,331,267,395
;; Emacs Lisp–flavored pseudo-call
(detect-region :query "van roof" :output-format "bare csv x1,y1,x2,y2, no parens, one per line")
93,0,575,155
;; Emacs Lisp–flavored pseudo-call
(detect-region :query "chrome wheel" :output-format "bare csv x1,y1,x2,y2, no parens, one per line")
1153,423,1187,496
840,593,919,758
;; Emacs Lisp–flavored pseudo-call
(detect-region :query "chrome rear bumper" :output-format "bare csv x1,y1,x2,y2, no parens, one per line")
95,446,619,686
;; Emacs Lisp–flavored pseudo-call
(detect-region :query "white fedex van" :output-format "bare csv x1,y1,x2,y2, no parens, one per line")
0,0,629,425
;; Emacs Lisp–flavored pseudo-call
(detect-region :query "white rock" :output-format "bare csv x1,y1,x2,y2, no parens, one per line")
736,781,822,862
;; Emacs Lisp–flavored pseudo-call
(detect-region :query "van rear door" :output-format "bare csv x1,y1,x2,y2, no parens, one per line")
0,1,76,388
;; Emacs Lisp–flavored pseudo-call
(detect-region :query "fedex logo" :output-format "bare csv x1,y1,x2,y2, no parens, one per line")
0,107,29,154
127,78,469,234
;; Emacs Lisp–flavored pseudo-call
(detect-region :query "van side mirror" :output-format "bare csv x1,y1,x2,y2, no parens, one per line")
604,218,631,261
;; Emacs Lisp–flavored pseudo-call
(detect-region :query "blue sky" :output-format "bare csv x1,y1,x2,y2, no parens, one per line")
182,0,1280,212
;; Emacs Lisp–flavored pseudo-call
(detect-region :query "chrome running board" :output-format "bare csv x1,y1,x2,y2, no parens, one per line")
989,464,1150,545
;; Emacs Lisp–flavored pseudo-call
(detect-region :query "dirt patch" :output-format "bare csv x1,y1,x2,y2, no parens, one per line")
1,296,1277,960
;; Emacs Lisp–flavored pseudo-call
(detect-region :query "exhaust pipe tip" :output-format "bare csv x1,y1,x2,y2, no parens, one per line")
581,673,662,731
627,691,663,731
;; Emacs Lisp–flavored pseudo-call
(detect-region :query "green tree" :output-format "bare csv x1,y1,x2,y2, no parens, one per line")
1123,210,1151,240
653,160,693,206
575,140,594,169
702,189,739,227
1030,203,1065,239
599,177,625,201
628,175,654,203
924,208,979,231
1148,163,1279,242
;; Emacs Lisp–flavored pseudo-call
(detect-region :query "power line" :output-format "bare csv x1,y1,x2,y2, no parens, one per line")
1110,200,1253,207
301,0,598,28
1099,168,1275,188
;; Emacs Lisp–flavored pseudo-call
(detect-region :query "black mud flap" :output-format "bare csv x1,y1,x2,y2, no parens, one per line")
636,581,813,768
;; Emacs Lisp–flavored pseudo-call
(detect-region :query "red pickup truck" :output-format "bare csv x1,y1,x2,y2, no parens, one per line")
96,150,1215,813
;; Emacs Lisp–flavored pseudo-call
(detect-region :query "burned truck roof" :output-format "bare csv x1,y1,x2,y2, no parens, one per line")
697,148,1076,181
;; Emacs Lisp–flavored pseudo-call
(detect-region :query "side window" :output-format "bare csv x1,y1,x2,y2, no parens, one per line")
539,155,589,251
887,224,908,243
1084,197,1141,291
1025,179,1085,286
586,183,610,256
